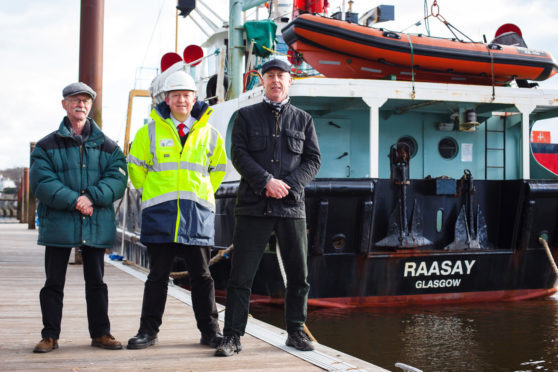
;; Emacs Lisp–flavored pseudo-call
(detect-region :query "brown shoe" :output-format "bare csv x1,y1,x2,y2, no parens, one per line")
91,334,123,350
33,337,58,353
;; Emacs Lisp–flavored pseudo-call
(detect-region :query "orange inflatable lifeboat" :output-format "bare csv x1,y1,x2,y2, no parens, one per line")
282,13,558,86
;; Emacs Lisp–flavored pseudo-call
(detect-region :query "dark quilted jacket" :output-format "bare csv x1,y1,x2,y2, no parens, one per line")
30,118,128,248
231,101,321,218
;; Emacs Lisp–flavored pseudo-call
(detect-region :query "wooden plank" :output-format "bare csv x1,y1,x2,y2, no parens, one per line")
0,223,383,371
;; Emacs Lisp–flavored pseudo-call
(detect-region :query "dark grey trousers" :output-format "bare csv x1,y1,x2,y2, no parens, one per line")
223,216,309,336
40,246,110,339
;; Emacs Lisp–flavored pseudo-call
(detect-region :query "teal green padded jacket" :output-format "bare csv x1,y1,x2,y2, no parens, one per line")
30,118,128,248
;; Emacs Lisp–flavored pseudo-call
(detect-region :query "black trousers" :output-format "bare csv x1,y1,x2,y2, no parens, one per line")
224,216,309,336
138,243,220,336
40,246,110,339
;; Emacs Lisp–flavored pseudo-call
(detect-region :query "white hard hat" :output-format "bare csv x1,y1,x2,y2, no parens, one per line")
163,70,197,93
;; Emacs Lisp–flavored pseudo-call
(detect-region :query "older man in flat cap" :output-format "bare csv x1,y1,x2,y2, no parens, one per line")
29,82,128,353
215,59,321,356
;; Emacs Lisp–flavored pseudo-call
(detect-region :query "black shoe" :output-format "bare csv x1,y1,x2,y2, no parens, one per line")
286,330,314,351
200,331,223,348
214,334,242,357
127,332,158,349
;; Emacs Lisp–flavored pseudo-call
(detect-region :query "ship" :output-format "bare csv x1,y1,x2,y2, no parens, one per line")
115,0,558,308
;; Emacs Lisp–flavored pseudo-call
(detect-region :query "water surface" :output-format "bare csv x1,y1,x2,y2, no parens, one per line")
250,296,558,371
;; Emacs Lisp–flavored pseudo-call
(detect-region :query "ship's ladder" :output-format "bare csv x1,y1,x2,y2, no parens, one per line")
485,115,507,179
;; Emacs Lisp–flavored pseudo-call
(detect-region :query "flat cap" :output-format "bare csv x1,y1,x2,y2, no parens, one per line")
62,82,96,100
261,59,291,75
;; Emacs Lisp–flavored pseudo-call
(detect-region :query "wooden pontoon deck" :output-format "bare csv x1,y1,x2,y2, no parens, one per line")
0,222,386,371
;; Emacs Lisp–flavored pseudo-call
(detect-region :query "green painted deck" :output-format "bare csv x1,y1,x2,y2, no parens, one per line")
0,222,386,371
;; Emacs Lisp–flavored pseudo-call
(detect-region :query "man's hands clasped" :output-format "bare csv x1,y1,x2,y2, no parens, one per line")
265,178,291,199
75,195,94,216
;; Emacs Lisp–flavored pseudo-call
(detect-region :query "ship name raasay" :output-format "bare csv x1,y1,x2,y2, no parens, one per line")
404,260,477,277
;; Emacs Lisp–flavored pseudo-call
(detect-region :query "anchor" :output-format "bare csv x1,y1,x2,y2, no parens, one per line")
376,142,432,249
445,169,488,250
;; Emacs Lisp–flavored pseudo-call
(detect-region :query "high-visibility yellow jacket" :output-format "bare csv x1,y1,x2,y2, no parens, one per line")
127,100,227,246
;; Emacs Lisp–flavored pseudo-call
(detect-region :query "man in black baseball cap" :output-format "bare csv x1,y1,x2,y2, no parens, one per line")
215,56,321,357
261,58,291,75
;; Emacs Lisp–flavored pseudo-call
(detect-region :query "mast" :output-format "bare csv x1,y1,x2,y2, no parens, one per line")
228,1,243,99
79,0,104,128
229,0,268,99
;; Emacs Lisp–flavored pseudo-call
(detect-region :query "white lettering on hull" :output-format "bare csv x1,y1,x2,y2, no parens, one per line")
404,260,476,277
415,278,462,289
403,260,476,290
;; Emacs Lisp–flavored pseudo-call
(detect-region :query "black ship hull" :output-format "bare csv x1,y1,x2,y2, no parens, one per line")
115,177,558,307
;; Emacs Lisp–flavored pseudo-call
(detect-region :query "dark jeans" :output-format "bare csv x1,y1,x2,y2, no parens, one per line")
224,216,309,336
138,243,219,336
40,246,110,339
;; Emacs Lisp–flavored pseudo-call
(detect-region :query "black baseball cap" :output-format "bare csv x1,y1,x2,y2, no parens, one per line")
261,59,291,74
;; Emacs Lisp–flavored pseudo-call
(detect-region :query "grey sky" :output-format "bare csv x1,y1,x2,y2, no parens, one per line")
1,0,557,169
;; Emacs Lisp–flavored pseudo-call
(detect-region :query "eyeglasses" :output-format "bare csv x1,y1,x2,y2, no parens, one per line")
65,97,92,105
167,91,195,99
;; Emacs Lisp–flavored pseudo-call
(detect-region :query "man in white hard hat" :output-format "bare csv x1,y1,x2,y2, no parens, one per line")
127,70,227,349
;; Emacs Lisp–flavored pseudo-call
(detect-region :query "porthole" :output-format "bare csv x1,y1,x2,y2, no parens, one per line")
331,234,346,251
438,137,458,159
397,136,418,158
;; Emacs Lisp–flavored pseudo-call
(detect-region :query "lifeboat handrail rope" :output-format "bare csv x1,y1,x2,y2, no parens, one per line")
539,237,558,278
402,32,416,99
487,46,496,102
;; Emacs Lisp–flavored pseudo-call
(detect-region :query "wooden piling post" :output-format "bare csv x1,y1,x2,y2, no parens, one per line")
21,168,29,224
27,143,36,229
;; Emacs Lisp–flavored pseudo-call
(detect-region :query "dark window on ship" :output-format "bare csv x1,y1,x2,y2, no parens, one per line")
397,136,418,158
438,137,458,159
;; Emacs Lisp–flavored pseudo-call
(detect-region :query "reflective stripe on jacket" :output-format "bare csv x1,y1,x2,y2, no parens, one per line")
128,102,227,246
